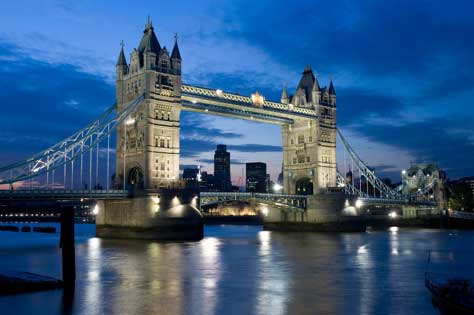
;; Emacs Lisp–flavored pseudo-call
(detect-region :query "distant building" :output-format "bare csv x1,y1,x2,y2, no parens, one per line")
459,177,474,196
214,145,232,191
182,168,199,181
199,171,218,192
449,176,474,197
246,162,267,193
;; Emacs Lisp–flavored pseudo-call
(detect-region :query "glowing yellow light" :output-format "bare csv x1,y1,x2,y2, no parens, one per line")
402,170,406,175
261,206,269,216
151,196,160,204
355,199,363,209
273,183,282,192
388,211,397,219
251,91,264,106
389,226,398,234
125,118,135,125
92,204,99,215
171,196,180,207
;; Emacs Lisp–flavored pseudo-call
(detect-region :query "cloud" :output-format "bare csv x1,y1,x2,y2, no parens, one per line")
2,1,474,182
350,116,474,178
196,158,245,165
179,164,199,170
229,144,281,153
0,41,115,165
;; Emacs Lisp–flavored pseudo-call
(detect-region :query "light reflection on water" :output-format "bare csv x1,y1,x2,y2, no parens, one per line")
0,225,473,314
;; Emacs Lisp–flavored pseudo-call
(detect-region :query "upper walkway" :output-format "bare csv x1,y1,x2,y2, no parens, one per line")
181,84,318,125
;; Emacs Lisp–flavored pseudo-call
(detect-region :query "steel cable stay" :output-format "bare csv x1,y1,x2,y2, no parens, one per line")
0,94,145,186
0,106,115,173
337,129,437,200
336,128,400,199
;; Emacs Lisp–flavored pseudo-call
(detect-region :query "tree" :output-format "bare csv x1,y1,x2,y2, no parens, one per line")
448,182,474,212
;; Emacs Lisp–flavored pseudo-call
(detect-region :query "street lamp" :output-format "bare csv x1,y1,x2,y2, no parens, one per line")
273,183,283,193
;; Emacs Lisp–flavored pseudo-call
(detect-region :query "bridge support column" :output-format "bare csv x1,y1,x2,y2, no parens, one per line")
96,189,203,241
262,193,366,232
60,205,75,289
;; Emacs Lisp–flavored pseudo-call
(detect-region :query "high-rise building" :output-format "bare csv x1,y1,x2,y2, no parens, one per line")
246,162,267,193
214,145,232,191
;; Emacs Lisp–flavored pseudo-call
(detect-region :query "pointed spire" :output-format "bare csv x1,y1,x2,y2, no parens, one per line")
146,14,152,30
138,17,161,54
329,80,336,95
281,82,288,103
312,75,320,92
171,33,182,60
116,41,127,66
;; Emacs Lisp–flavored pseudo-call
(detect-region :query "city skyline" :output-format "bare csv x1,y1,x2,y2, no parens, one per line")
0,1,473,185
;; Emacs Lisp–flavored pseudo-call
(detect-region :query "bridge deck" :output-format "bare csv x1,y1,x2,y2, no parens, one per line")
0,189,128,200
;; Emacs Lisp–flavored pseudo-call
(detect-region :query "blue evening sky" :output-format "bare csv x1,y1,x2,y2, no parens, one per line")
0,0,473,184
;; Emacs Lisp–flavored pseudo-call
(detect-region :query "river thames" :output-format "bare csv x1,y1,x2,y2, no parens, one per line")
0,225,471,315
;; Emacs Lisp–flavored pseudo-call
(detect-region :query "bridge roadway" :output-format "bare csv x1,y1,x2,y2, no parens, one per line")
200,192,308,210
0,189,129,201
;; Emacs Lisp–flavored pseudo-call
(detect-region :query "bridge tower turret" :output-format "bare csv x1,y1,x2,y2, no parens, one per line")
282,66,337,195
115,18,182,190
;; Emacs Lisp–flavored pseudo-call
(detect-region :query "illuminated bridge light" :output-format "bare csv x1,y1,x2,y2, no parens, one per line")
251,91,264,106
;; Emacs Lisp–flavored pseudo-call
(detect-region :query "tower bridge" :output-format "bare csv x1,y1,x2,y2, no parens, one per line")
0,19,446,239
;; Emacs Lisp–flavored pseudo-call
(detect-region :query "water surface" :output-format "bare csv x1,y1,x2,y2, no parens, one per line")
0,224,470,315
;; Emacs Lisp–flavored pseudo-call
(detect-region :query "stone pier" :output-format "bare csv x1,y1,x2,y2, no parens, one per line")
262,192,366,232
96,189,203,241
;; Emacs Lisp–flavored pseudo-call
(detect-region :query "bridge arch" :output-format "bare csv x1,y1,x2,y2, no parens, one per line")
295,177,313,195
128,166,144,189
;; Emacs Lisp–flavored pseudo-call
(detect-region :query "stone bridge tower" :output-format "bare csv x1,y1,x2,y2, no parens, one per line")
115,19,182,190
281,66,337,195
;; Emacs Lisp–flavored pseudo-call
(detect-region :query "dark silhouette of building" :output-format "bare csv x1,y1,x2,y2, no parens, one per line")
214,145,232,191
199,171,219,192
246,162,267,193
182,168,199,181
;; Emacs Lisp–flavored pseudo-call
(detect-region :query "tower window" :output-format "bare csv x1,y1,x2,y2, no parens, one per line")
298,135,304,144
160,139,165,147
167,139,170,148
